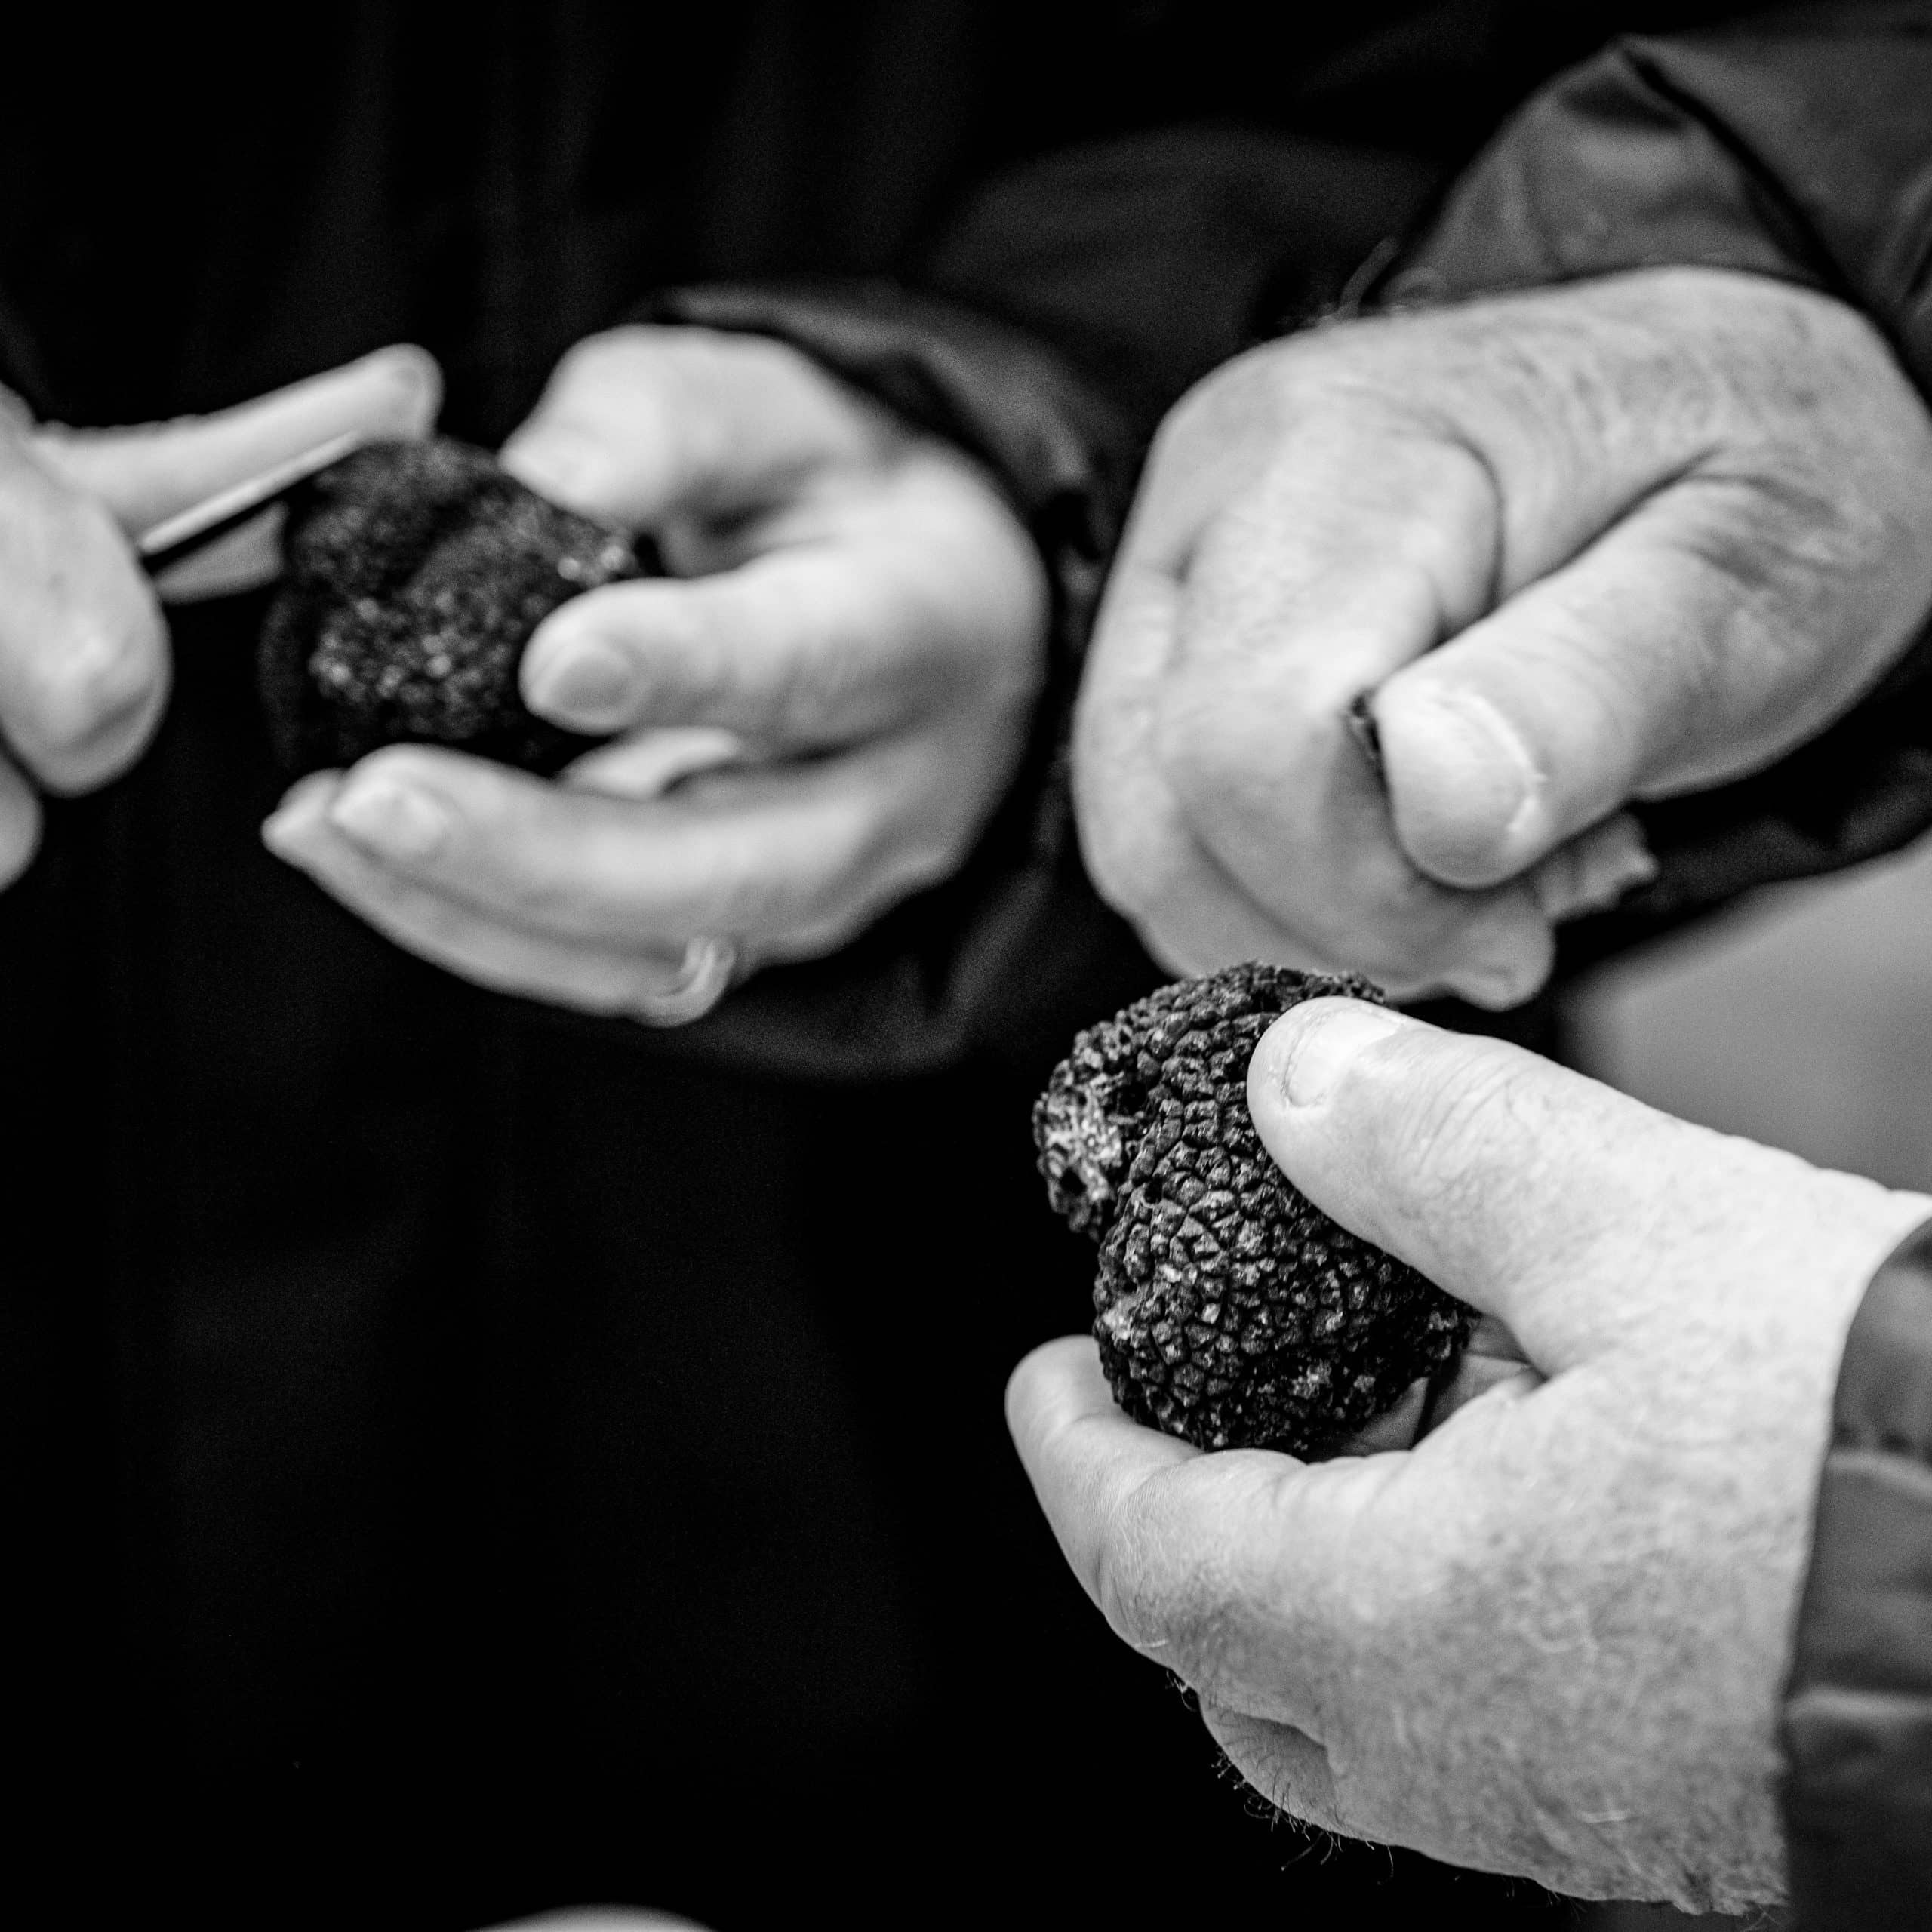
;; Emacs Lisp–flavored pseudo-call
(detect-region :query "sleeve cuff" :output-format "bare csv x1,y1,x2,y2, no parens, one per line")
1783,1214,1932,1930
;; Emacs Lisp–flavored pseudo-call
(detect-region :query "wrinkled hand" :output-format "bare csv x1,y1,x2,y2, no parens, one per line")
1078,268,1932,1006
1008,998,1932,1912
0,346,438,885
264,326,1047,1017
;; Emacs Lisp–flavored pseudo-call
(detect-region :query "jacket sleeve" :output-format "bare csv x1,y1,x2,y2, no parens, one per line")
1364,2,1932,971
1782,1215,1932,1931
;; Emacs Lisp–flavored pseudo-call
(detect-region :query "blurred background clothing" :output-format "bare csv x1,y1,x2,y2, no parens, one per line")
0,5,1774,1926
1575,840,1932,1198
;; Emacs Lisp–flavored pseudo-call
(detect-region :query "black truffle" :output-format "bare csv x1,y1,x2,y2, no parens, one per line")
259,437,649,776
1035,963,1472,1454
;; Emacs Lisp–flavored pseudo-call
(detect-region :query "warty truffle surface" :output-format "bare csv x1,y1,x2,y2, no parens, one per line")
1034,962,1473,1454
259,437,646,776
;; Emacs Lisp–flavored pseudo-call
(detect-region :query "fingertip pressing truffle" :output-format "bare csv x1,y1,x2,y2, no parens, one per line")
259,437,649,777
1035,962,1472,1454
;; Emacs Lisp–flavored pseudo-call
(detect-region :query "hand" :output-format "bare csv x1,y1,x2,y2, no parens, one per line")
0,345,439,887
1076,269,1932,1006
1008,997,1932,1912
263,325,1048,1018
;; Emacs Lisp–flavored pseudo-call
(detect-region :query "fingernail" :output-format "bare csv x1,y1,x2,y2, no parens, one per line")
505,431,609,509
328,780,451,861
359,343,439,409
1279,1003,1407,1108
525,635,635,721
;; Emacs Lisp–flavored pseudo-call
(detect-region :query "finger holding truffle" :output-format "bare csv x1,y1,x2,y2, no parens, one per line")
1004,1333,1378,1712
521,443,1041,750
1245,999,1871,1368
264,715,986,995
34,344,441,593
262,769,712,1018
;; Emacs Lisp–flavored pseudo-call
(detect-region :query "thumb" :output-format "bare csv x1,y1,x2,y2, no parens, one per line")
1244,998,1744,1370
1368,509,1731,888
1372,445,1930,894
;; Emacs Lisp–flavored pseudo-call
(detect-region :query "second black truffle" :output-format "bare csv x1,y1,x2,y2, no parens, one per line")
1035,963,1473,1455
259,437,648,776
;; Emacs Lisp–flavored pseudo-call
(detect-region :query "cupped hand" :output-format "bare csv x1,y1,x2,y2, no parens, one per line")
263,325,1048,1019
0,345,438,885
1008,998,1932,1912
1077,268,1932,1006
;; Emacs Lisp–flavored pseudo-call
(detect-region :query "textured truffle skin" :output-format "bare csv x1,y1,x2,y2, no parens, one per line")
259,437,648,776
1035,963,1473,1454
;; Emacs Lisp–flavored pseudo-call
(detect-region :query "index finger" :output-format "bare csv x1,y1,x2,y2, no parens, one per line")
1006,1336,1378,1724
30,344,441,532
